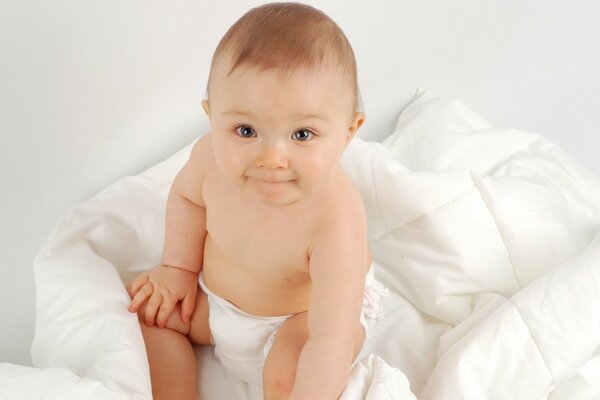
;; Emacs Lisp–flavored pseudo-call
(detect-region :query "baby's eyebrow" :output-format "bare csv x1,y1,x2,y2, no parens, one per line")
221,110,330,123
221,110,254,119
294,113,330,123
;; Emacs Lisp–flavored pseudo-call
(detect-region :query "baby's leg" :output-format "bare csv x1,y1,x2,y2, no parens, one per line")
139,318,197,400
136,286,211,400
262,311,309,399
262,311,365,399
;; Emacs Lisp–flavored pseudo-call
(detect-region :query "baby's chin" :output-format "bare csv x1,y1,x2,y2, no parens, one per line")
243,178,310,207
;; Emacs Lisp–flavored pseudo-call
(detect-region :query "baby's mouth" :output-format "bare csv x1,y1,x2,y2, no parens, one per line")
247,175,295,184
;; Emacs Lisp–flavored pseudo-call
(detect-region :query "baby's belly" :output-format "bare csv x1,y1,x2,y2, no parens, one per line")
202,235,311,317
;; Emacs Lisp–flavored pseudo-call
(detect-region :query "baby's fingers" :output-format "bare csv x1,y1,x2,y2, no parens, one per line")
156,295,177,328
144,291,163,326
181,292,197,324
128,282,153,313
127,274,149,299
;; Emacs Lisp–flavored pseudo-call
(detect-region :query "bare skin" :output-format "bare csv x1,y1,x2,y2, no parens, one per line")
127,57,369,399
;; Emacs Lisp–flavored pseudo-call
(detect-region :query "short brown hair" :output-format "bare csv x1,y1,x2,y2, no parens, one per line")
206,2,362,112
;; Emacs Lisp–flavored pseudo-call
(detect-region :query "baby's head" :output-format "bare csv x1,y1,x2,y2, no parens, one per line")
202,2,365,206
204,2,363,114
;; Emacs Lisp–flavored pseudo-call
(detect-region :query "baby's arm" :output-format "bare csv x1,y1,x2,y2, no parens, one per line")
289,218,369,399
128,138,208,326
161,139,208,274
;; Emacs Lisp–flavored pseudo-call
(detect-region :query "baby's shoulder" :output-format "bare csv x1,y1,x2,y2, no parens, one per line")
189,132,214,167
186,132,217,177
174,133,215,207
308,172,369,264
316,171,367,234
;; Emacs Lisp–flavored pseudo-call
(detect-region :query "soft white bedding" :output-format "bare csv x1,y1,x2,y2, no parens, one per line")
1,90,599,399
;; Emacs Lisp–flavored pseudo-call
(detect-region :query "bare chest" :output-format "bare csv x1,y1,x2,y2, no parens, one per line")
203,176,314,281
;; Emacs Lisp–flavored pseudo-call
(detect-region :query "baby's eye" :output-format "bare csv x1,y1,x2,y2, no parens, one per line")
292,129,314,141
235,125,256,138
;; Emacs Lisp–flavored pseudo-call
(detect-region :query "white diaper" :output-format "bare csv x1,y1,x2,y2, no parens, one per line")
198,266,388,384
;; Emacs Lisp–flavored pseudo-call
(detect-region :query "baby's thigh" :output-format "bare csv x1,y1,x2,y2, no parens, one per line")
163,286,212,346
187,288,212,345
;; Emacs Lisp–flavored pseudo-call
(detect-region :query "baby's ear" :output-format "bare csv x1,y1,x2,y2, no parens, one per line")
201,99,210,118
346,112,366,144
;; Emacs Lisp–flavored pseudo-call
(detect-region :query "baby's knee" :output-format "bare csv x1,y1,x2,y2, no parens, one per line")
163,305,191,336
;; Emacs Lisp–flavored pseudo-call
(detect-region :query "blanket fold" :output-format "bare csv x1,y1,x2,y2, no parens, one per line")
2,90,598,400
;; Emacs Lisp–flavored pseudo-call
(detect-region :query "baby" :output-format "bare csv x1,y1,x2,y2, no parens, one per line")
126,3,374,399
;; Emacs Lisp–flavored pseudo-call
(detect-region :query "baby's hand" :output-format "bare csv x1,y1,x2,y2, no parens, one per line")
126,264,198,328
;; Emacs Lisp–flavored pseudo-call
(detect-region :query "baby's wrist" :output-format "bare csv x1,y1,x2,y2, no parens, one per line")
161,263,199,275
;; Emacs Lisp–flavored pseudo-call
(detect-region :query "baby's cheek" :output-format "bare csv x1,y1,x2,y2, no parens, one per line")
225,155,245,174
302,156,337,186
215,152,246,181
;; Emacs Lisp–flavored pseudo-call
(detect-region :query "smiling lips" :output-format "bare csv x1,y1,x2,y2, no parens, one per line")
248,175,294,184
262,179,290,183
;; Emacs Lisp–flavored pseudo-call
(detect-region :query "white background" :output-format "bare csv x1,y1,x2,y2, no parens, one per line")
1,0,598,367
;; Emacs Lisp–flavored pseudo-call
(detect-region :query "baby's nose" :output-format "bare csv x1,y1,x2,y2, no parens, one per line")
256,143,289,169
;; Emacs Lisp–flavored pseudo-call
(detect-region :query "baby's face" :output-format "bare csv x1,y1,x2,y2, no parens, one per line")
203,59,364,207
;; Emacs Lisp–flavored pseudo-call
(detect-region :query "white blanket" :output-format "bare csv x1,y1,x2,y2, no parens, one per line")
2,90,599,399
